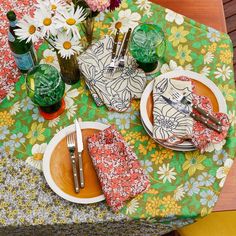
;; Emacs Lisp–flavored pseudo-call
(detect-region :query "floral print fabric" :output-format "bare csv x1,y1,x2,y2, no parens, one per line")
78,36,147,112
87,125,150,212
153,77,193,142
192,94,230,152
0,0,236,234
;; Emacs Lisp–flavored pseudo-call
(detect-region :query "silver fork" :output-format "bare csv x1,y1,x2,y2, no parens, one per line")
170,87,191,103
106,29,120,75
66,133,79,193
116,28,132,71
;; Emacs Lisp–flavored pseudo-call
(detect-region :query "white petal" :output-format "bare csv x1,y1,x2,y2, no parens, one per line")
32,144,40,154
216,167,225,179
219,177,226,187
166,12,175,22
160,64,170,74
224,158,233,168
175,14,184,25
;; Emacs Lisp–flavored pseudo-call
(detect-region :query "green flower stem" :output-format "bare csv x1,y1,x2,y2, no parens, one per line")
149,175,162,183
43,37,56,50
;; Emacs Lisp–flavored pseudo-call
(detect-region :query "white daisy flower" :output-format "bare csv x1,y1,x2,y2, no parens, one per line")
64,84,79,108
6,87,15,100
110,9,141,33
54,5,86,38
40,49,60,71
205,139,226,153
66,104,77,119
160,60,182,74
48,116,60,127
35,6,57,37
200,66,210,77
216,158,233,187
136,0,151,11
9,101,20,115
55,32,82,59
26,143,47,170
214,65,232,81
36,0,66,13
204,52,214,64
207,27,220,42
14,15,39,43
145,10,153,18
174,184,185,201
165,9,184,25
229,110,236,126
126,199,139,214
157,163,177,183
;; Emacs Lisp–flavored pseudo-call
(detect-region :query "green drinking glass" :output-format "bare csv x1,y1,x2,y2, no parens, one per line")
26,64,65,120
129,23,166,73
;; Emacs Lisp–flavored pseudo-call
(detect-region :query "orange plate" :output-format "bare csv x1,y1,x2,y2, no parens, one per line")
146,78,219,124
50,128,103,198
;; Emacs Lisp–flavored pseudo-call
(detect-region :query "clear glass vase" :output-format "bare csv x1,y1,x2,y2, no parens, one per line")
57,53,80,85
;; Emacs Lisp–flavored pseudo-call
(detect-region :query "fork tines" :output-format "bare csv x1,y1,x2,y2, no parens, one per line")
66,133,80,193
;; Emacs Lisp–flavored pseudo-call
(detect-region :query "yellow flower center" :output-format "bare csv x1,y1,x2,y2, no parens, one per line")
212,33,216,38
45,56,55,63
115,22,122,29
28,25,36,34
63,41,72,49
43,18,52,26
66,18,76,25
51,4,57,10
33,153,43,161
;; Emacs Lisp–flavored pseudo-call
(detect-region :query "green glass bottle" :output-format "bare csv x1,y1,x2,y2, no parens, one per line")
7,11,37,73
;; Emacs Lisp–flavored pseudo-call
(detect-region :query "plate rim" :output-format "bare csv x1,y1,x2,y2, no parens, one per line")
141,117,196,152
140,70,227,150
43,121,109,204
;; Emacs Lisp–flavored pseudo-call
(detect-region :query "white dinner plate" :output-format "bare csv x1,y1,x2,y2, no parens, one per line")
140,70,227,151
43,121,109,204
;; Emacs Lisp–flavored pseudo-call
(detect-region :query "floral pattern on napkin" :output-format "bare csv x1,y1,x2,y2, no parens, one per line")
192,94,230,152
87,125,150,212
78,36,147,112
152,77,193,142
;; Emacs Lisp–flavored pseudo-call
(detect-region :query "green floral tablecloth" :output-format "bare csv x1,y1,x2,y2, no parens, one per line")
1,0,236,235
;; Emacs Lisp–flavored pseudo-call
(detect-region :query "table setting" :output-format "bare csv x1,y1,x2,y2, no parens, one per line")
0,0,236,235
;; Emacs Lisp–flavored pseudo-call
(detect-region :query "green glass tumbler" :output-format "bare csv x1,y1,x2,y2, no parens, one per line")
129,23,166,73
26,64,65,120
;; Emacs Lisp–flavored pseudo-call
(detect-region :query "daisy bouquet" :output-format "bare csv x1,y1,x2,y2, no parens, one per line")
71,0,122,45
15,0,87,59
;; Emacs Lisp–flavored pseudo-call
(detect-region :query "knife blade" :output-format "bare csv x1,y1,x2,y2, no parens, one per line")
75,119,85,188
161,95,222,133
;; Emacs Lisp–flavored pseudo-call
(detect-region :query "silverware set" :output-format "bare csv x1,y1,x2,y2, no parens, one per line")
66,119,84,193
161,87,222,133
106,28,132,76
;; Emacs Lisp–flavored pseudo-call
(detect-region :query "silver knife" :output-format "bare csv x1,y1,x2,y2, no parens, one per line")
161,95,222,133
75,119,85,188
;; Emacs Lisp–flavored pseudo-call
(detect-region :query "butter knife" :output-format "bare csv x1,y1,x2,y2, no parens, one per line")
75,119,85,188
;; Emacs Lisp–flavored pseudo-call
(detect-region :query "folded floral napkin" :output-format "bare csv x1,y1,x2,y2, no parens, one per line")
153,77,193,143
78,36,147,112
152,76,230,152
87,125,150,212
